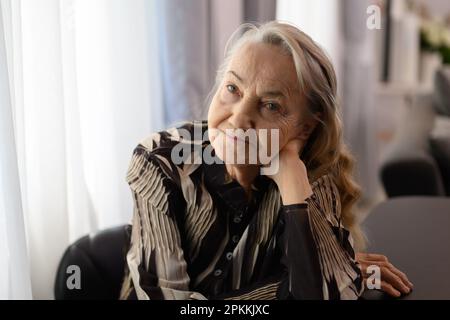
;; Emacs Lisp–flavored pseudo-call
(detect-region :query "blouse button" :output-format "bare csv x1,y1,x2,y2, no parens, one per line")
232,235,240,243
226,252,233,260
214,269,222,277
233,216,241,223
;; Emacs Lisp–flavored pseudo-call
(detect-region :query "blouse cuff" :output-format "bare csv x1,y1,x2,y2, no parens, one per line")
281,202,308,213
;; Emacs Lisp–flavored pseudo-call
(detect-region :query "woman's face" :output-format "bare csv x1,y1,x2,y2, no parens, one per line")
208,42,307,166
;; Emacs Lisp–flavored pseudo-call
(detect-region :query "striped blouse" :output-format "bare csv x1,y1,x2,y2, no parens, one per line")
119,120,363,300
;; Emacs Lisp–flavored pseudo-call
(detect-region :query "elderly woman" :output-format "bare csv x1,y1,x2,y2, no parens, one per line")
119,21,412,300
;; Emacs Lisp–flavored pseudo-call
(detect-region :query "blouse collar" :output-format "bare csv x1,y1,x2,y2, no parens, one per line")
202,153,272,214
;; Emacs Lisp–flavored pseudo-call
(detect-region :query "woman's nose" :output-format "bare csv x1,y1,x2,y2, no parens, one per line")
228,100,255,130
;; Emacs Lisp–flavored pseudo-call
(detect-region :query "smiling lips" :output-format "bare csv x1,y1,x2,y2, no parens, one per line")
222,130,249,145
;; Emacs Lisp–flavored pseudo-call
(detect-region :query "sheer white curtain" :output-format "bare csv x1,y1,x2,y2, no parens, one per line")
0,0,32,299
0,0,163,299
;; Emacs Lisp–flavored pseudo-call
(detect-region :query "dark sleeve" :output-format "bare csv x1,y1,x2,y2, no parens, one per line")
277,203,324,299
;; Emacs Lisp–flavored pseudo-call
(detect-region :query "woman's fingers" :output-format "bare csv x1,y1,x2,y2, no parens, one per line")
385,262,414,289
380,281,401,297
356,252,414,292
380,265,411,294
360,265,402,297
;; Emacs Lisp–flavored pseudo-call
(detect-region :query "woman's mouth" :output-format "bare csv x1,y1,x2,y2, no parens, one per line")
222,130,250,145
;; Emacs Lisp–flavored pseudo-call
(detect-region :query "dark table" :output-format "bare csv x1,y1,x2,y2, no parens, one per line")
361,196,450,300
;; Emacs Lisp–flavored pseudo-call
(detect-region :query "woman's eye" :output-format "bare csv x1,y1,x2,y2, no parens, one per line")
265,102,280,112
226,84,238,94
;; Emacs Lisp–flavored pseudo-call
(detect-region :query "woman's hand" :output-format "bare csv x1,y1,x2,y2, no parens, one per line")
266,138,312,205
356,252,414,297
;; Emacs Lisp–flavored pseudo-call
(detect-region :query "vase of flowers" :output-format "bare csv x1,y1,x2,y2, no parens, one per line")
419,19,450,88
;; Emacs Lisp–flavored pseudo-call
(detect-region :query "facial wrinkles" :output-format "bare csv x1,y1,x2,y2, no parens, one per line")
210,43,306,153
229,45,297,104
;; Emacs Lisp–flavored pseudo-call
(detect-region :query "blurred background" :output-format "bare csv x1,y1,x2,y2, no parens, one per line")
1,0,449,299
